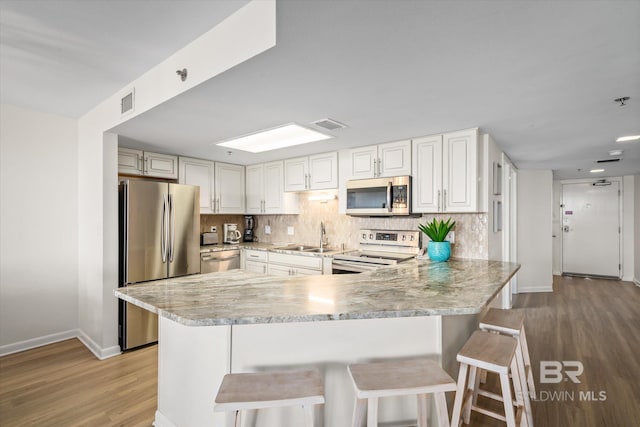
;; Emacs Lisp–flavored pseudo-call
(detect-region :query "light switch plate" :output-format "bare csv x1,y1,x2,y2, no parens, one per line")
265,225,271,235
287,226,294,236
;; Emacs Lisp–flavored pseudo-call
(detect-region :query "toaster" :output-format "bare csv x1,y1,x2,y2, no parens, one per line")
200,231,218,246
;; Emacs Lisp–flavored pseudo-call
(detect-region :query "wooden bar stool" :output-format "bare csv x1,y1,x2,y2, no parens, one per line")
479,309,535,426
479,308,535,397
214,369,324,427
348,357,457,427
451,330,527,427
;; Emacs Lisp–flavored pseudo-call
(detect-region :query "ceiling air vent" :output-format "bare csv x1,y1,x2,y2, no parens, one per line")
311,118,347,131
595,158,621,163
121,89,135,115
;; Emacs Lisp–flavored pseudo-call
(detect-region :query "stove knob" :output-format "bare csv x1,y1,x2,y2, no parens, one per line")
402,235,406,241
362,233,367,240
369,233,374,240
410,235,415,241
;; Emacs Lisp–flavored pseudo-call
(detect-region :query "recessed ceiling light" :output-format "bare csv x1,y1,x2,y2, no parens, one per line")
216,123,333,153
616,135,640,142
590,169,605,173
608,149,623,156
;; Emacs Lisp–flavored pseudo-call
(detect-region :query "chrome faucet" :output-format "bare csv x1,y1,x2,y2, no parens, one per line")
320,221,328,249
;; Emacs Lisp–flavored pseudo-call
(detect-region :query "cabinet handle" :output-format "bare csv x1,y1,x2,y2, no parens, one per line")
137,155,143,173
373,159,377,177
143,157,149,174
378,157,382,177
443,189,447,212
437,190,441,212
263,265,266,273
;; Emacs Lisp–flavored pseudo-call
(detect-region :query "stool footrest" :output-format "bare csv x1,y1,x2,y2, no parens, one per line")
471,405,507,422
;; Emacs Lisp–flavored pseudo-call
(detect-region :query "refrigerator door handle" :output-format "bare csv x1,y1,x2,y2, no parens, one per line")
169,193,176,262
161,194,167,263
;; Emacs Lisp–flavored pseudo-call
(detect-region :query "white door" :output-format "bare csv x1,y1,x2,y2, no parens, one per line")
245,164,264,214
215,162,245,213
178,157,215,214
378,140,411,177
411,135,442,213
309,152,338,190
348,145,378,179
561,181,620,278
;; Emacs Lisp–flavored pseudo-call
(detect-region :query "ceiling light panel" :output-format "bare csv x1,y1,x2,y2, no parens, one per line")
216,124,333,153
590,169,605,173
616,135,640,142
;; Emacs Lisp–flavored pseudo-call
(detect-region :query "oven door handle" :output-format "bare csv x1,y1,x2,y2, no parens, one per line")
386,181,393,212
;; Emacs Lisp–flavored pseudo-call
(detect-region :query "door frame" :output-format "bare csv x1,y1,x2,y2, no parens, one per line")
502,154,518,300
559,177,623,279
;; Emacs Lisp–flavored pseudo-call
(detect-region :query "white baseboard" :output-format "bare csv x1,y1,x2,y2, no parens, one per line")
0,329,121,360
154,410,177,427
0,329,78,357
77,329,121,360
517,285,553,293
634,278,640,287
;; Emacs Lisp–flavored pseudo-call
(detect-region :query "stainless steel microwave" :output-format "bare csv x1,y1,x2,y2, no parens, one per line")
346,176,411,216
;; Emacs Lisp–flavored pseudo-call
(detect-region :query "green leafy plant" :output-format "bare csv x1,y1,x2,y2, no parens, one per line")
418,218,456,242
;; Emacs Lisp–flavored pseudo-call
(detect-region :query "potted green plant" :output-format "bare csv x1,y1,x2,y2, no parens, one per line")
418,218,456,262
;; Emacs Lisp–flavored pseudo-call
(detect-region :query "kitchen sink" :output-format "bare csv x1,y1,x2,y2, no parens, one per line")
276,244,320,252
304,247,335,253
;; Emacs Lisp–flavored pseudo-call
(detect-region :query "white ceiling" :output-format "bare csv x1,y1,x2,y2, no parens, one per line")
2,1,639,179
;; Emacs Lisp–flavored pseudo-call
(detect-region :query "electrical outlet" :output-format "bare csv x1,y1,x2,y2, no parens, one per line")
210,226,217,232
449,230,455,244
287,226,294,236
265,225,271,235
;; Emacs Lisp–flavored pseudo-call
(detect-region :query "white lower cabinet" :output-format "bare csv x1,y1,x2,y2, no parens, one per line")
246,260,267,274
243,249,324,276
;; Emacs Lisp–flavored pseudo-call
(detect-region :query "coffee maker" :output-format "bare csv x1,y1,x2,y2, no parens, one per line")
243,216,255,242
223,223,241,244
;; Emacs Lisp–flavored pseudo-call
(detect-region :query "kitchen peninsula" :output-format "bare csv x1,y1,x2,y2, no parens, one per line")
115,258,519,427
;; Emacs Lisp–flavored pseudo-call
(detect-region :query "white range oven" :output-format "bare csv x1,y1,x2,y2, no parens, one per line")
332,229,420,274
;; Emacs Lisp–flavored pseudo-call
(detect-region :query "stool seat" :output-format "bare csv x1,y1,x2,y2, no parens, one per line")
479,308,525,335
349,358,457,398
348,357,456,427
215,369,324,412
457,330,517,374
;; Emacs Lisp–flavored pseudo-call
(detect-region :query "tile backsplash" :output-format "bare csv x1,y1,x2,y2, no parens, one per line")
252,197,489,259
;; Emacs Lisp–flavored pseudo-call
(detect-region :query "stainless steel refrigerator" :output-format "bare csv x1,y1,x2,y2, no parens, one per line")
118,180,200,350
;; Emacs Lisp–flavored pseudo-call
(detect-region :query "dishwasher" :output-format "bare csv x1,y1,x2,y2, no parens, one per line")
200,247,240,273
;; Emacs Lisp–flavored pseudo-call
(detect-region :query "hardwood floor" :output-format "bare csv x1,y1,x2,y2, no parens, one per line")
0,275,638,427
0,339,157,426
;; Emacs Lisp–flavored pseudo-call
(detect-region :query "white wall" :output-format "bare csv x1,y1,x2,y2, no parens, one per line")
517,170,553,292
622,176,634,282
635,174,640,286
0,104,79,354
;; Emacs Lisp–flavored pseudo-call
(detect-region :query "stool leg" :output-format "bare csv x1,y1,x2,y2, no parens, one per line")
367,397,378,427
515,340,534,427
417,393,429,427
302,404,315,427
352,398,366,427
499,371,517,427
520,327,536,399
451,363,469,427
434,392,451,427
462,365,477,424
508,356,526,427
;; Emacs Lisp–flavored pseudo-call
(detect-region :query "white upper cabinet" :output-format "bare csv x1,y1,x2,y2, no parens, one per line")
178,157,215,213
215,162,245,214
246,161,298,214
412,128,479,213
284,152,338,191
118,148,178,179
346,140,411,179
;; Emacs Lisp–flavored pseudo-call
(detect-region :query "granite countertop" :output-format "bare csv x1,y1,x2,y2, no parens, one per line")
115,259,520,327
200,242,344,257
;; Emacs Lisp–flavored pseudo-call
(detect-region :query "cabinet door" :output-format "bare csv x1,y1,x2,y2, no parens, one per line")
118,148,143,175
411,135,442,213
347,145,377,179
264,161,284,213
267,264,292,276
245,164,264,214
144,152,178,179
284,157,309,191
215,162,246,214
245,260,267,274
309,152,338,190
178,157,215,214
379,140,411,177
443,129,478,212
291,267,321,276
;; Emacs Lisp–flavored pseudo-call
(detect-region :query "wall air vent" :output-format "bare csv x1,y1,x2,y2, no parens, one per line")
121,89,135,115
311,118,347,131
595,158,621,163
